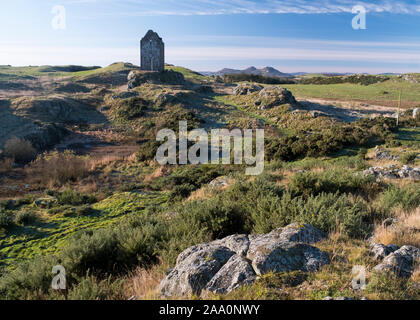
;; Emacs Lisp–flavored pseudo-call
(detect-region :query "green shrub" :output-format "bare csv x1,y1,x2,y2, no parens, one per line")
365,272,420,300
66,275,125,300
136,140,160,162
299,74,389,86
288,170,378,199
0,255,59,300
151,164,233,200
57,189,97,206
378,185,420,214
15,211,37,226
357,148,368,161
249,191,372,237
111,97,148,121
400,152,418,165
0,210,14,231
224,73,295,84
59,229,121,276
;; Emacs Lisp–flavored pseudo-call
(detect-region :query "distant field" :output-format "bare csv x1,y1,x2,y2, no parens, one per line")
283,77,420,108
0,65,102,81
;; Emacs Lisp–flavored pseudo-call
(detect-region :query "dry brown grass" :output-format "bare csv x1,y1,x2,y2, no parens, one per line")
124,266,166,300
0,157,14,174
374,207,420,247
144,166,170,183
186,186,213,202
411,265,420,282
26,150,91,187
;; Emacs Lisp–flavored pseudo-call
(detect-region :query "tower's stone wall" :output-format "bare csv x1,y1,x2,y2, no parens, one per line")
140,30,164,72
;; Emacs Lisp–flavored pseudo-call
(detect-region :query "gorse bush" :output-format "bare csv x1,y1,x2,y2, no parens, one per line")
66,275,125,300
56,189,97,206
110,97,148,121
287,170,379,199
378,185,420,214
400,152,417,165
151,165,235,200
0,255,59,300
14,211,37,226
265,117,397,161
0,209,14,231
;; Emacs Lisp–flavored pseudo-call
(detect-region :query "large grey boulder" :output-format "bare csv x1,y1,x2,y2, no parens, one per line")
247,238,329,276
370,243,400,261
256,86,297,109
233,83,263,96
374,245,420,277
159,223,329,297
160,243,235,297
204,255,256,294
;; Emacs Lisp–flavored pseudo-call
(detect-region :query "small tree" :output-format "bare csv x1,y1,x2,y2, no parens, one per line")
3,137,36,162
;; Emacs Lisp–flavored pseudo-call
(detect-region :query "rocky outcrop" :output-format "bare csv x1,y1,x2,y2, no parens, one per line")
374,245,420,277
374,147,400,161
159,223,329,297
255,86,297,109
127,70,185,90
209,176,230,189
233,83,263,96
362,165,420,181
370,243,400,261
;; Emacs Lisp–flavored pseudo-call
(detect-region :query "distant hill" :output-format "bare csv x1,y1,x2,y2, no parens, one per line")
203,66,294,78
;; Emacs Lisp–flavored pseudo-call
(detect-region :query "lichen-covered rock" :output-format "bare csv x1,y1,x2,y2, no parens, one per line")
278,223,326,244
204,255,256,294
374,245,420,277
374,147,399,161
160,244,235,297
209,176,230,189
159,223,329,297
247,238,329,276
370,243,399,261
256,86,297,109
233,83,263,96
362,165,420,181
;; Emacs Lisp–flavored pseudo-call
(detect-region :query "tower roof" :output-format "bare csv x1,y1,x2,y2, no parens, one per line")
141,30,163,43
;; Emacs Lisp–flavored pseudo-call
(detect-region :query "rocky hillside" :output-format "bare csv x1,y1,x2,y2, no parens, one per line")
0,62,419,301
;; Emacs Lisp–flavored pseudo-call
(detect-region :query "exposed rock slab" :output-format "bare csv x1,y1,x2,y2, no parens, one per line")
160,223,329,297
374,245,420,277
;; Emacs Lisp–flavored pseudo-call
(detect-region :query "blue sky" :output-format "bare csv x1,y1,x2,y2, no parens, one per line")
1,0,420,73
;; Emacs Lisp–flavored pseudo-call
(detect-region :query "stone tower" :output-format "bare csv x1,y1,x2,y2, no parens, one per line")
140,30,165,72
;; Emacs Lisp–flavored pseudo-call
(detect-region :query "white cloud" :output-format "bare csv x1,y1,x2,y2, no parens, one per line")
58,0,420,16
